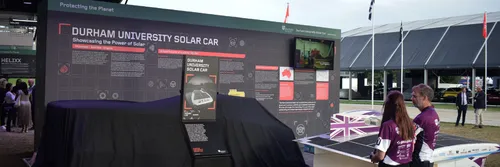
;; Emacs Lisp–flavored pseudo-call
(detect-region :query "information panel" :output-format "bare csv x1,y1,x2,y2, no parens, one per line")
182,56,219,122
0,54,36,77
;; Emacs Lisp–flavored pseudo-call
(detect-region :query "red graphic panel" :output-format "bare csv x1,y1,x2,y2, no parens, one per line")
316,82,329,100
279,82,294,101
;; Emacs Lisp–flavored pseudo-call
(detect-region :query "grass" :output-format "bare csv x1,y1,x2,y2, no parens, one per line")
340,100,500,112
439,122,500,167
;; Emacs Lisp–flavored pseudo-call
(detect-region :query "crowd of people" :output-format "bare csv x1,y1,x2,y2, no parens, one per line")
455,86,486,128
0,78,36,133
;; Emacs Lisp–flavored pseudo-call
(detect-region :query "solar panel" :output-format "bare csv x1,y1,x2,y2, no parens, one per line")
350,134,378,145
308,137,339,146
300,133,490,160
327,141,374,159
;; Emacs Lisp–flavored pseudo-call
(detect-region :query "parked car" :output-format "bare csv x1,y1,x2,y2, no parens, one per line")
433,88,446,102
441,87,472,103
373,87,401,99
487,89,500,105
339,89,362,99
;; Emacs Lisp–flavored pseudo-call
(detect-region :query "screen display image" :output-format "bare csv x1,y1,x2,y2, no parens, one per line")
294,38,335,70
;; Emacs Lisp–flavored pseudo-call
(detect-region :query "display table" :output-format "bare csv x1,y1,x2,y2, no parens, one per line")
296,133,500,167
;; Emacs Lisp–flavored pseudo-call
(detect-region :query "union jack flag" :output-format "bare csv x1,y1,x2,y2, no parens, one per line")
330,114,379,139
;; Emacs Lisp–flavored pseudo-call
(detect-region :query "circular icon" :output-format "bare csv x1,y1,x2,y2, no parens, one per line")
170,81,176,88
248,73,253,78
59,64,69,74
148,81,154,87
99,92,106,99
239,40,245,46
112,93,119,99
296,124,306,136
316,112,321,118
229,38,237,47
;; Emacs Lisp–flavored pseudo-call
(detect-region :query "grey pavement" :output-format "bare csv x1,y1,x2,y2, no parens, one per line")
339,103,500,126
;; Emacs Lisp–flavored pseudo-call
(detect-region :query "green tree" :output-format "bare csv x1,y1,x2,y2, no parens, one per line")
440,76,461,83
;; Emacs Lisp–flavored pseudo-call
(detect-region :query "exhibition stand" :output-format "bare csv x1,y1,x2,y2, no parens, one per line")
31,0,342,166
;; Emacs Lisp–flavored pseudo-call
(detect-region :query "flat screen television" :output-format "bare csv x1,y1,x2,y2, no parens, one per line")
293,37,335,70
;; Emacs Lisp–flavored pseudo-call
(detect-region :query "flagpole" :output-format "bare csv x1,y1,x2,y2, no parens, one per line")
371,6,375,109
485,11,488,110
401,21,404,93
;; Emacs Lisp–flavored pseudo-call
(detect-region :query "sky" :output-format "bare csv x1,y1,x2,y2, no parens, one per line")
129,0,500,32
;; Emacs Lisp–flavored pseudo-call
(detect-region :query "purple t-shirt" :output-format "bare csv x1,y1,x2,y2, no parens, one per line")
375,120,414,165
413,106,440,162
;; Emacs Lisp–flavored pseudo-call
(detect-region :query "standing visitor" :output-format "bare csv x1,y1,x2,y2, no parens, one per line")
455,86,468,127
15,82,32,133
410,84,440,167
473,87,486,129
371,91,417,167
4,83,16,132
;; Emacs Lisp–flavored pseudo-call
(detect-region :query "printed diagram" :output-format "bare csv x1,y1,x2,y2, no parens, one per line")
188,88,214,106
279,67,294,81
183,75,217,110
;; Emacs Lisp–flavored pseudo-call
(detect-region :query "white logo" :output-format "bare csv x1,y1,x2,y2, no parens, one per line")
112,93,119,99
435,119,440,126
296,124,305,136
99,92,107,99
281,25,294,33
170,81,176,88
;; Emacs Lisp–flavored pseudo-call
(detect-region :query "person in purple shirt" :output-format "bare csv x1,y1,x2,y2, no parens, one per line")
410,84,440,167
371,91,417,167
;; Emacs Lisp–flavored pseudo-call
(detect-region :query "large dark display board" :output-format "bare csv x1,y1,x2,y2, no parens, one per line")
36,0,341,148
0,50,36,77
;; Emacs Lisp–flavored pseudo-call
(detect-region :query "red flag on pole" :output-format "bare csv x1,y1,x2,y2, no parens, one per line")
483,12,487,39
284,3,289,23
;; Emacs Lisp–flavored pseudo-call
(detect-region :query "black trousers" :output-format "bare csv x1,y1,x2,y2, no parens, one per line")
0,106,5,126
410,160,433,167
4,104,16,132
456,105,467,126
379,161,410,167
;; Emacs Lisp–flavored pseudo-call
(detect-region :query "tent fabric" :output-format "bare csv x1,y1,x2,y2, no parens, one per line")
33,95,306,167
473,23,500,68
385,28,446,70
349,32,400,70
340,35,371,70
425,23,495,69
341,23,500,70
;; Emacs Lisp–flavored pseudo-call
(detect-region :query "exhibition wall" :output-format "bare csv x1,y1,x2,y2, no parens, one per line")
36,0,341,147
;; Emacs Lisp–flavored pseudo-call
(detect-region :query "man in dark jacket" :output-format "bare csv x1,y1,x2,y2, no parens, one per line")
455,86,468,127
473,87,486,129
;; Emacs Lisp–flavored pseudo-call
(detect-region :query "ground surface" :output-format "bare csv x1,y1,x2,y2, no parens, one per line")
1,103,499,167
0,128,34,167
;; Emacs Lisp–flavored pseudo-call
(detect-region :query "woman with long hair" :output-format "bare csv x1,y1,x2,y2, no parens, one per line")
15,82,31,133
371,90,417,167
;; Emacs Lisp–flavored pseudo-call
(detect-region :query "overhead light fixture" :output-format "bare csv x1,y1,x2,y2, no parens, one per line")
9,18,37,27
